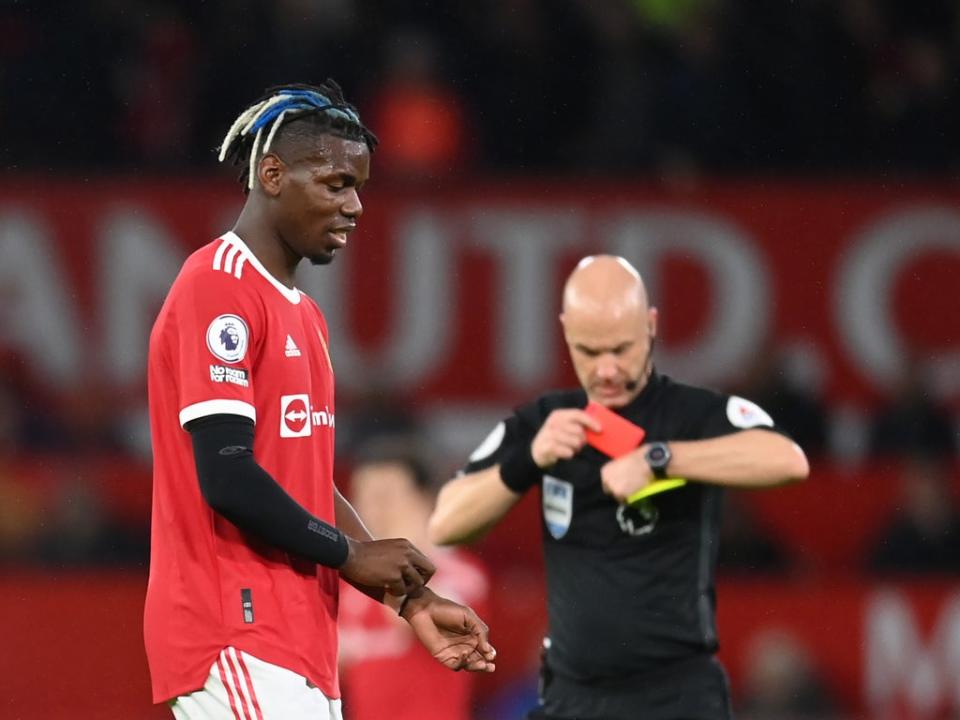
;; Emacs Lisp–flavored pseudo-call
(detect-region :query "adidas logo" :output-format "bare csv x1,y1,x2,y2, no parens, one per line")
285,335,301,358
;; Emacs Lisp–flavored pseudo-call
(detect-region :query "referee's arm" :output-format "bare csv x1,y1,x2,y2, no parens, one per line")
667,428,809,488
601,429,808,504
428,466,523,546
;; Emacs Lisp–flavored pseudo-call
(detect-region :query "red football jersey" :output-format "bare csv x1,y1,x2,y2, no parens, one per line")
338,548,490,720
145,231,341,703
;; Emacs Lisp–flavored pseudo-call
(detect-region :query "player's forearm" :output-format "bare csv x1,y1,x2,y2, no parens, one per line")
189,415,350,567
667,429,809,488
334,487,374,542
428,466,522,545
332,489,391,605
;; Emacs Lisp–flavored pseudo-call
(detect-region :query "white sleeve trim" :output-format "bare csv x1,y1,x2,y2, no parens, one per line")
179,399,257,428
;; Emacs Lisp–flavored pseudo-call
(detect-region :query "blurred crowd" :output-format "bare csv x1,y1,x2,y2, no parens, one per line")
4,0,960,176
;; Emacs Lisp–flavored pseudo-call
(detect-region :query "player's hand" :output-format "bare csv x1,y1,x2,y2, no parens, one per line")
340,538,436,597
600,447,653,503
531,409,601,468
401,588,497,673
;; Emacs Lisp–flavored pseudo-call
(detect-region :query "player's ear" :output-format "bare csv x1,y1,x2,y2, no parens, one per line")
647,307,658,339
257,153,284,197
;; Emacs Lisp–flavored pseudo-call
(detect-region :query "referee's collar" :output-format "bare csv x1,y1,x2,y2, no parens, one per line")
620,368,665,413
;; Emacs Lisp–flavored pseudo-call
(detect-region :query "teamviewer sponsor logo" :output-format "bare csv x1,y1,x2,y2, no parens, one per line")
279,394,336,438
280,394,311,438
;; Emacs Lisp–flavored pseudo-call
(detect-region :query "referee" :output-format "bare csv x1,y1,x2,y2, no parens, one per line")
428,255,809,720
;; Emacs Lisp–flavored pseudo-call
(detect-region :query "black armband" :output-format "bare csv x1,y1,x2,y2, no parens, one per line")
499,444,542,493
188,414,349,568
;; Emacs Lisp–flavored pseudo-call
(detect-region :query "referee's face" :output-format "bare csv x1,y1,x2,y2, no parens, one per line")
562,304,657,409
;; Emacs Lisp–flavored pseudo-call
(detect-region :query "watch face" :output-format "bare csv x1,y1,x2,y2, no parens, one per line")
648,446,667,465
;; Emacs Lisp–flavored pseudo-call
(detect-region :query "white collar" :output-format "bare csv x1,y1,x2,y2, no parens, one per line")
221,231,301,304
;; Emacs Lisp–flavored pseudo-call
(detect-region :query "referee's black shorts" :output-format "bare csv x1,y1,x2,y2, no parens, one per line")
527,653,734,720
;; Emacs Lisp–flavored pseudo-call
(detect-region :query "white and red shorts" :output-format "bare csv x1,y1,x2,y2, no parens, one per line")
169,647,343,720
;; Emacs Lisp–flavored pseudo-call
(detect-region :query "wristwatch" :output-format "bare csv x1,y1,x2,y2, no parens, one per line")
645,442,672,479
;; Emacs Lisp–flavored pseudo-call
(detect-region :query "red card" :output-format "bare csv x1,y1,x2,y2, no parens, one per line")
584,401,646,458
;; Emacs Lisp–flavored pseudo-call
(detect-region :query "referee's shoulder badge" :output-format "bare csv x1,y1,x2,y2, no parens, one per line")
468,421,506,462
726,395,774,429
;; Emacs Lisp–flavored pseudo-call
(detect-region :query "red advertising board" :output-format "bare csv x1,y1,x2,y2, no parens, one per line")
716,580,960,720
1,179,958,415
2,572,958,719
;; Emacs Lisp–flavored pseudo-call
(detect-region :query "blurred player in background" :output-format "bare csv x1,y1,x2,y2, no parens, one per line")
429,255,808,720
339,436,490,720
145,80,494,720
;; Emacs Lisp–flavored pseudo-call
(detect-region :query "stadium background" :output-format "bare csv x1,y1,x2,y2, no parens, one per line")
2,1,959,718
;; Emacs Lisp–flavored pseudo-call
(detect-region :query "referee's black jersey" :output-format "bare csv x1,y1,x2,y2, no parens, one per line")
462,371,788,684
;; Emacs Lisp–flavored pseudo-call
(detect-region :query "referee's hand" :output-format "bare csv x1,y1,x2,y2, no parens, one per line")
600,450,653,503
340,537,436,597
531,409,601,468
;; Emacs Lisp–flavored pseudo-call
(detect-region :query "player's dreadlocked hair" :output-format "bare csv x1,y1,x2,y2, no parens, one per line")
218,80,378,191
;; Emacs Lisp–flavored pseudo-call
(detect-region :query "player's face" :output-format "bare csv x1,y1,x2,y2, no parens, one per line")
562,305,657,408
274,135,370,265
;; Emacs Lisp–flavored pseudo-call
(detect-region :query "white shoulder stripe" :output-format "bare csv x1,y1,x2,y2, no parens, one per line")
212,239,229,271
210,237,246,279
214,232,301,304
223,244,240,275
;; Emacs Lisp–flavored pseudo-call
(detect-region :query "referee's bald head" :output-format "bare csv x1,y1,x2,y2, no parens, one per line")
562,255,649,317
